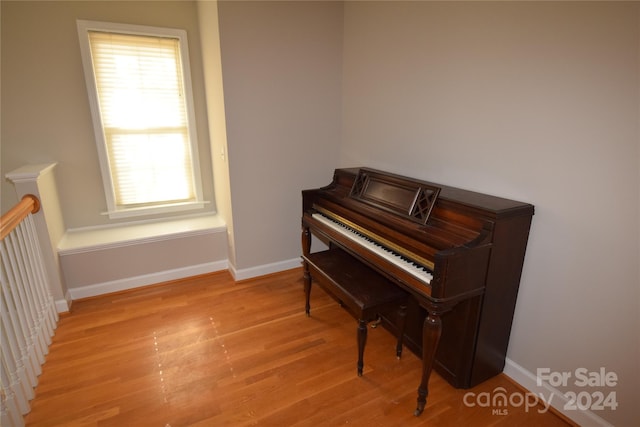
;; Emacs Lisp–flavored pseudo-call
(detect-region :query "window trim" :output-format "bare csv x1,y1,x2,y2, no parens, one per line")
77,19,205,219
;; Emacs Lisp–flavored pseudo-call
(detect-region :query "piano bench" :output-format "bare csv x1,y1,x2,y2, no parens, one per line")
302,247,408,376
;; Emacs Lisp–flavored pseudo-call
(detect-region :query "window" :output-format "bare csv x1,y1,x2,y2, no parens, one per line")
77,20,205,218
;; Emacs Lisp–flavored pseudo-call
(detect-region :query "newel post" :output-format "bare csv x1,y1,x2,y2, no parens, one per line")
6,163,70,312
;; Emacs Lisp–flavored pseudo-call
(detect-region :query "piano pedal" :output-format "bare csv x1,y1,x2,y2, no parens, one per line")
370,316,382,329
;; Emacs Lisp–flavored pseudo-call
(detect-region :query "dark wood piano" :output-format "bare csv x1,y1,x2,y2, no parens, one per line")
301,167,534,416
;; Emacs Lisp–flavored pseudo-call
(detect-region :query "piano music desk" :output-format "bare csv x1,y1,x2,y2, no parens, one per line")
302,247,408,376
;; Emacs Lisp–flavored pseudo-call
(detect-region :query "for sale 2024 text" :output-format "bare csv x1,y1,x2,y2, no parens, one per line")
537,367,618,411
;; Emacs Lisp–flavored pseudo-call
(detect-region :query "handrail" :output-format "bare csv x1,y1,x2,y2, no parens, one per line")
0,190,57,421
0,194,41,240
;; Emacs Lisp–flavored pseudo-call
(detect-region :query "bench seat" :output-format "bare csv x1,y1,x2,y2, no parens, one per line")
302,247,408,376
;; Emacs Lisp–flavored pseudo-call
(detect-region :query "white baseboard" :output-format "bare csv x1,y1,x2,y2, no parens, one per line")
503,358,614,427
67,260,228,300
230,257,302,281
66,257,302,301
55,297,71,314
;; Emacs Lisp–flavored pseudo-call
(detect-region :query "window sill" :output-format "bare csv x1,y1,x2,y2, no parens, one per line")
58,213,226,255
103,201,209,220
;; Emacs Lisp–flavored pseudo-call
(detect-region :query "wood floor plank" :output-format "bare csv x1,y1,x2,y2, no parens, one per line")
23,269,573,427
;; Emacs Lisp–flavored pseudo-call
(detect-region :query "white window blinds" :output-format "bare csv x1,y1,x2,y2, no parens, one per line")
88,31,195,207
78,21,204,217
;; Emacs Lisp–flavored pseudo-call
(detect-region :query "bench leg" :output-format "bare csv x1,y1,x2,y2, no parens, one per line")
357,319,367,376
303,265,311,317
396,304,407,358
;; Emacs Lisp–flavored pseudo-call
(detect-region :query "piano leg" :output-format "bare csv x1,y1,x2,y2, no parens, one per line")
357,319,367,376
415,311,442,416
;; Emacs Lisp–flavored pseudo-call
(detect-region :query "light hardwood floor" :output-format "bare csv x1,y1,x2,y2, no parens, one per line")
25,269,573,427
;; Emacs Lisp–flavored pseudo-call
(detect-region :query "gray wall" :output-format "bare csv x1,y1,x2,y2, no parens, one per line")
340,2,639,426
216,0,343,271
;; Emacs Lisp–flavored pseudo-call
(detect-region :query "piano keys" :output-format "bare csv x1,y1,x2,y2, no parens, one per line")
301,167,534,416
310,209,434,286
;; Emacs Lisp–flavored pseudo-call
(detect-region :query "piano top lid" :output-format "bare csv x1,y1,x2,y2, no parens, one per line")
337,168,534,220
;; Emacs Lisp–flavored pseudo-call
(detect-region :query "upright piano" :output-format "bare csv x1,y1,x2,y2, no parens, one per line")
301,168,534,415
